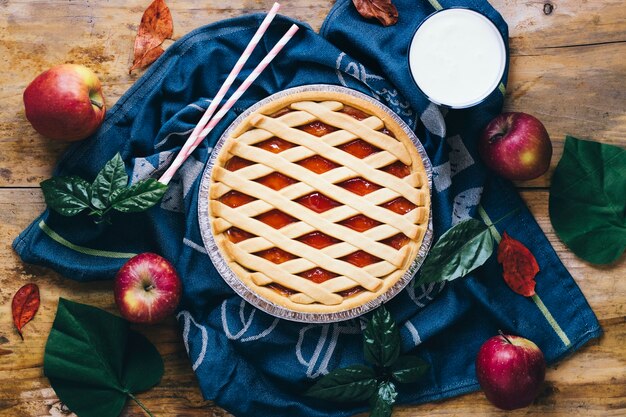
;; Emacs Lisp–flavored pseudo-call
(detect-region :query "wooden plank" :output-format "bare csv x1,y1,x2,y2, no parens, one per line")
0,0,624,187
498,0,626,188
0,189,623,415
0,0,333,187
506,44,626,188
500,0,626,53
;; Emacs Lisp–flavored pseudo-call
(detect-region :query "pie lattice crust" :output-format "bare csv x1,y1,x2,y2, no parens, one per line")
208,89,430,314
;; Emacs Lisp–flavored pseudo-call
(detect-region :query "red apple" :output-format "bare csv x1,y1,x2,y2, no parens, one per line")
23,64,106,141
478,112,552,181
476,332,546,410
114,253,182,324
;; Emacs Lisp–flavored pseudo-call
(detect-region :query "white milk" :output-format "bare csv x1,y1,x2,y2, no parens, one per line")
408,8,506,108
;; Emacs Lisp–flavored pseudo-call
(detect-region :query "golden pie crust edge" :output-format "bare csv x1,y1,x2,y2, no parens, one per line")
208,90,430,314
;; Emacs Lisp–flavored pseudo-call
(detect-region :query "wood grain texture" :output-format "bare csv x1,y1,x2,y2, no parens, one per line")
500,0,626,188
0,190,623,417
0,0,624,416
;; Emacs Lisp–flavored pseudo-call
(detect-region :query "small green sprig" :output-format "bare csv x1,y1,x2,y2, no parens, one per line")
306,306,429,417
415,209,520,287
41,153,168,224
415,218,495,287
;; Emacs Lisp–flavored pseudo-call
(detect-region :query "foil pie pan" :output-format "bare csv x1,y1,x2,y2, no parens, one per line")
198,84,433,323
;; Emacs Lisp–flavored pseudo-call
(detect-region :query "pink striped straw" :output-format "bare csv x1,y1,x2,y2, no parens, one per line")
191,25,299,146
159,2,286,185
160,23,299,184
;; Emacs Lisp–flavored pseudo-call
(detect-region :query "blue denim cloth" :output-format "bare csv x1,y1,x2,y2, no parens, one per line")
14,1,601,416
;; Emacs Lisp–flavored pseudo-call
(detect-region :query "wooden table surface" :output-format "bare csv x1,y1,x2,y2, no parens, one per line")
0,1,624,416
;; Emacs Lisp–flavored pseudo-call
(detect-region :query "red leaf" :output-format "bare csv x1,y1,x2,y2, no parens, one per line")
352,0,399,26
497,232,539,297
130,0,173,73
12,283,40,339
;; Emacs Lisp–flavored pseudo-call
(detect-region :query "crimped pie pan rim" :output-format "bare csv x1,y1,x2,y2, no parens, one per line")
198,84,433,323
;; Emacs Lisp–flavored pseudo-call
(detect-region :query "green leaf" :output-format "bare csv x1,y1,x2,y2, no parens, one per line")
91,153,129,210
110,179,168,213
363,306,401,368
41,176,92,216
549,136,626,264
416,218,494,286
40,154,168,223
44,299,163,417
306,365,377,402
390,355,429,384
369,381,397,417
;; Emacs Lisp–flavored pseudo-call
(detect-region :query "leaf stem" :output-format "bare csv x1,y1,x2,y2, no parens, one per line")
127,392,156,417
99,206,115,221
486,208,521,227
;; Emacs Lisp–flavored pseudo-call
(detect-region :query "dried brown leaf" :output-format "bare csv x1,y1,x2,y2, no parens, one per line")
352,0,399,26
12,283,40,339
129,45,165,74
130,0,173,73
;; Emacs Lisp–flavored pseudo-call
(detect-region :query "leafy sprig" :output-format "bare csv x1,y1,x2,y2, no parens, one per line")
414,210,519,287
41,153,168,223
414,218,495,287
306,306,429,417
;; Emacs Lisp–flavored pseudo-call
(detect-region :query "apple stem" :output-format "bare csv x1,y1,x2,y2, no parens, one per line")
90,98,103,109
488,133,505,144
498,329,513,345
127,392,156,417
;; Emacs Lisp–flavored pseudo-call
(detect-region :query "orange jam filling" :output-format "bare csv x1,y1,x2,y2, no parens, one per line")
222,106,415,300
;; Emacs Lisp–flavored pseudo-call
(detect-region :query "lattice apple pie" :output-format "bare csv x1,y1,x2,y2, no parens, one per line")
208,89,430,314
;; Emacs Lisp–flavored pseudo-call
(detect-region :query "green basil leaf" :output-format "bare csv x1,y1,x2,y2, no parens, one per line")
416,218,494,286
44,299,163,417
363,306,401,368
549,136,626,264
91,153,129,210
41,176,92,216
110,179,168,213
306,365,377,402
390,355,429,384
369,381,397,417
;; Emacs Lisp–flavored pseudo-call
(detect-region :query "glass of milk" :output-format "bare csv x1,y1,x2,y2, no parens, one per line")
408,8,506,109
